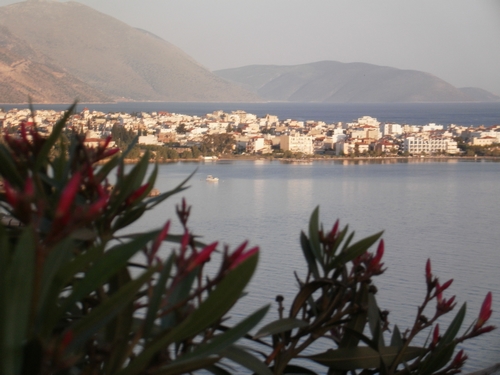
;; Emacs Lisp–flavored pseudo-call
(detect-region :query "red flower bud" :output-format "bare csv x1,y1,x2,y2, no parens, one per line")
432,324,440,347
229,245,259,270
426,259,432,282
55,172,81,218
187,242,218,271
475,292,493,330
151,220,170,256
3,180,19,207
451,349,468,368
126,183,149,205
328,219,339,240
437,279,453,294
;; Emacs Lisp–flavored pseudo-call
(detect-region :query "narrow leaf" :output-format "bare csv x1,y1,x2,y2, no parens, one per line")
332,231,383,268
221,345,273,375
254,317,308,339
2,228,36,375
307,346,423,370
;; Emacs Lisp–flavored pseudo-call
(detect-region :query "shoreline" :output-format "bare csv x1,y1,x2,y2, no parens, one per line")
122,154,500,164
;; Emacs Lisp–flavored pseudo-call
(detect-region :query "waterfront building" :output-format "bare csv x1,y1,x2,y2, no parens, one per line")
280,131,313,154
403,136,459,154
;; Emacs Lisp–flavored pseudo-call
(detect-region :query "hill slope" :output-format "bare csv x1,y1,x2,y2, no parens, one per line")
0,25,112,103
0,1,259,103
214,61,498,103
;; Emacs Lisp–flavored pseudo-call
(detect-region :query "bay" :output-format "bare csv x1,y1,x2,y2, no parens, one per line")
3,101,500,126
129,158,500,372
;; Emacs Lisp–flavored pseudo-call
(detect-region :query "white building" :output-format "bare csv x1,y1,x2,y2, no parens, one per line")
280,132,313,154
403,137,459,154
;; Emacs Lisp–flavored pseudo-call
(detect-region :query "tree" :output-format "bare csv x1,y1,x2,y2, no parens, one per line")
201,133,236,155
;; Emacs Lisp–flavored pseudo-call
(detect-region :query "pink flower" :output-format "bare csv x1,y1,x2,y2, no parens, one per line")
367,239,384,274
474,292,493,330
151,220,170,256
327,219,339,241
126,183,149,205
431,324,440,347
55,172,81,218
3,180,19,207
451,349,468,368
436,279,453,295
426,259,432,282
229,242,259,270
186,242,218,272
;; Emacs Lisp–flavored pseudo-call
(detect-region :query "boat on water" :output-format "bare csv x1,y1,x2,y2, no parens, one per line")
206,175,219,182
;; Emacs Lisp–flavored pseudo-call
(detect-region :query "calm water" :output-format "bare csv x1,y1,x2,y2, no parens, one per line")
129,159,500,372
3,102,500,126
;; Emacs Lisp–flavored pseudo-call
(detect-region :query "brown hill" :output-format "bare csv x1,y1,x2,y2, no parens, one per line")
0,1,259,103
0,25,112,103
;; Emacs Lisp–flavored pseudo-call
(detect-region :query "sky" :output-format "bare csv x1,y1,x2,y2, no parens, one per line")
2,0,500,95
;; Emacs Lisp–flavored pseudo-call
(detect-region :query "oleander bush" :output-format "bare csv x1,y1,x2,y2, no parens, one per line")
0,105,495,375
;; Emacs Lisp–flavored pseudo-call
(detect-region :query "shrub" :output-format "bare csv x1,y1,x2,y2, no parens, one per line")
0,105,267,375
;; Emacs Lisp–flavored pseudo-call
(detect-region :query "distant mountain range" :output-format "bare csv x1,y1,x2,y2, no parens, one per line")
0,1,498,104
0,1,259,103
214,61,500,103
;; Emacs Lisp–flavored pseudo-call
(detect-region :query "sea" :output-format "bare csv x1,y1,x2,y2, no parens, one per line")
2,101,500,126
125,158,500,373
10,102,500,372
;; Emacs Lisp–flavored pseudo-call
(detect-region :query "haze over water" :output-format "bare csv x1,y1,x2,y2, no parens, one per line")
129,159,500,372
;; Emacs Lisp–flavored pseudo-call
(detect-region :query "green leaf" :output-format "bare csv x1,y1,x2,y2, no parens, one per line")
390,325,403,348
116,253,259,375
143,255,174,339
308,206,322,265
68,268,155,352
0,145,24,187
367,292,385,349
35,237,75,331
307,346,423,370
221,345,273,375
104,269,135,375
160,269,198,330
289,280,335,318
254,317,308,339
2,228,36,375
338,284,369,348
418,342,456,374
332,231,383,268
300,231,319,279
35,102,77,172
160,306,269,372
277,365,319,374
437,303,466,350
204,364,233,375
56,231,158,327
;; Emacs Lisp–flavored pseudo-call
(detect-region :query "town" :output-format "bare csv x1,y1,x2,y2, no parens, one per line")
1,107,499,159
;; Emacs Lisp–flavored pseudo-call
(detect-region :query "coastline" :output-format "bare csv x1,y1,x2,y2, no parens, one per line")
122,154,500,165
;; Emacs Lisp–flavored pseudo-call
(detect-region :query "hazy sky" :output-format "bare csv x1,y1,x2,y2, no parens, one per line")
2,0,500,95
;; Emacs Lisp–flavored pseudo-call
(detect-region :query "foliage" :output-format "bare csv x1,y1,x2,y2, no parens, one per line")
0,105,267,375
111,123,138,149
242,208,495,374
201,133,236,155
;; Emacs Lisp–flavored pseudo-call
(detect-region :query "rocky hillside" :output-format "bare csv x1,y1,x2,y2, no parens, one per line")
0,1,259,103
215,61,500,103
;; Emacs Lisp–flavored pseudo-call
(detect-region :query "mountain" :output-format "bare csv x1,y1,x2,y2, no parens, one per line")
0,25,112,103
458,87,500,102
0,1,259,103
214,61,499,103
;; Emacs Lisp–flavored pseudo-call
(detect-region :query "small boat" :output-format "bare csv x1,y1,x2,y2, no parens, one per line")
206,175,219,182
